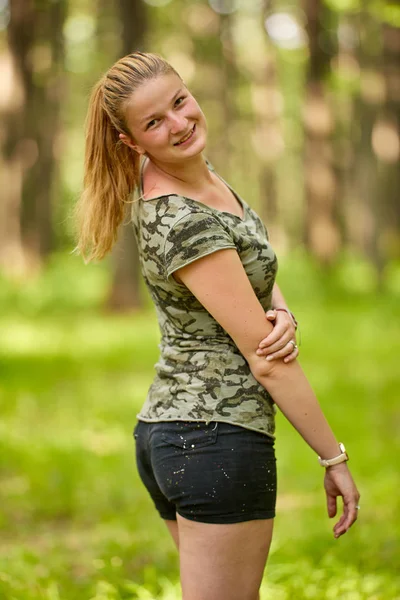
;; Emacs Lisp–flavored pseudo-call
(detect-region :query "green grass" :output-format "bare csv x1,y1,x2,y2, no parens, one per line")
0,254,399,599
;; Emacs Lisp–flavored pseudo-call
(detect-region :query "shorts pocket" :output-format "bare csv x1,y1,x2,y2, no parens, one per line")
161,422,218,450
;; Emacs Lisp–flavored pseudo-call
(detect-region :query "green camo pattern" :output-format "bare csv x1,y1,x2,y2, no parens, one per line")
131,164,278,437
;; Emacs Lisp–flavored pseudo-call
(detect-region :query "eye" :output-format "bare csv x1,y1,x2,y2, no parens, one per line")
174,96,186,107
146,118,159,130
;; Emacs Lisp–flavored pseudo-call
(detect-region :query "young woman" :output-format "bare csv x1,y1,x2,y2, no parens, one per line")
77,52,360,600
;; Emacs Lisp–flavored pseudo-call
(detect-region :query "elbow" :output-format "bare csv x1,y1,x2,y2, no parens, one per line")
248,353,283,383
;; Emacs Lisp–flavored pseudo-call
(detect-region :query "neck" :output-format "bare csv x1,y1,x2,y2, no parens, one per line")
147,154,213,190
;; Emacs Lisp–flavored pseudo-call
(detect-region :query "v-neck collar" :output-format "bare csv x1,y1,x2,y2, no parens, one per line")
138,157,247,222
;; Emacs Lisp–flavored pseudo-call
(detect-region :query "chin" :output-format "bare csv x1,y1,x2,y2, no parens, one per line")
184,143,206,160
172,134,207,161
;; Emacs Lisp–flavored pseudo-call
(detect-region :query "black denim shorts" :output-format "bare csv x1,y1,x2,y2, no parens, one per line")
133,420,277,524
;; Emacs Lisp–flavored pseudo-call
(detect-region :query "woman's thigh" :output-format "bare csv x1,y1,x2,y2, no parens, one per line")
177,514,274,600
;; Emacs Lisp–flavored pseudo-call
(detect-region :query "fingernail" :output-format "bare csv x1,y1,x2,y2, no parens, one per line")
256,350,262,355
266,356,273,361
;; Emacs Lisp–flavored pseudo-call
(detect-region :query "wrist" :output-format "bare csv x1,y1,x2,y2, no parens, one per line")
318,443,349,468
274,307,298,330
326,461,349,472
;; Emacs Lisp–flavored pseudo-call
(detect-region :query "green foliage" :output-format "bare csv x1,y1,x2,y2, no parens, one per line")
383,3,400,27
323,0,362,13
0,255,399,599
0,254,110,317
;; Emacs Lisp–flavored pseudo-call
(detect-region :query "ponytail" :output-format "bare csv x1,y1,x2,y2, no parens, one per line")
75,80,139,262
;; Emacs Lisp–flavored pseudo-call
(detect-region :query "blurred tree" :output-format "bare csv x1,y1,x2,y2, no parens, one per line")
186,3,235,174
303,0,341,266
256,55,279,233
350,9,386,280
0,0,67,274
107,0,148,311
219,12,237,174
328,11,358,256
379,19,400,261
95,0,119,72
23,0,67,260
0,0,34,273
259,1,283,238
342,6,399,282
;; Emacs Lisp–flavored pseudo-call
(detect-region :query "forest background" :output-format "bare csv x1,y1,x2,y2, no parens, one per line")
0,0,399,599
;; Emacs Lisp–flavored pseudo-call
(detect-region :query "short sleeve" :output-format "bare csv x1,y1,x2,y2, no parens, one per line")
163,211,236,279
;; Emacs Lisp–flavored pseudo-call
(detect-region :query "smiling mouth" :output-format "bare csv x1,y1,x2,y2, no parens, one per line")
174,125,196,146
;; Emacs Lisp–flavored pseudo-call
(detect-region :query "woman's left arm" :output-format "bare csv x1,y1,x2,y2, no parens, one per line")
258,282,299,363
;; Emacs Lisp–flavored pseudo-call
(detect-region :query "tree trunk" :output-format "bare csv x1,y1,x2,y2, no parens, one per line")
219,13,237,176
352,97,381,269
379,23,400,264
0,0,67,275
20,0,67,261
254,6,281,239
254,57,280,237
107,0,147,311
330,12,358,251
348,12,386,282
0,0,35,274
302,0,340,266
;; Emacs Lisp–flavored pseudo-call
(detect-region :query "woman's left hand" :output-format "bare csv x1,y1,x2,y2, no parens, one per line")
255,309,298,363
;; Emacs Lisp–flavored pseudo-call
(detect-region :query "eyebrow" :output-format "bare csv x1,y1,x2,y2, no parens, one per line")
140,88,184,125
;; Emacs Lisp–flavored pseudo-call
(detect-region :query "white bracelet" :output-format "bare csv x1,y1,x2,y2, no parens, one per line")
318,443,349,467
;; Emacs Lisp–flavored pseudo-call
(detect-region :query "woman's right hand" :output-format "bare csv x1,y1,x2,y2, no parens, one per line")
324,463,360,538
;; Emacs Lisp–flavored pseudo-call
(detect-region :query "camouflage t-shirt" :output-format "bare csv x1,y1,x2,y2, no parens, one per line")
131,161,278,438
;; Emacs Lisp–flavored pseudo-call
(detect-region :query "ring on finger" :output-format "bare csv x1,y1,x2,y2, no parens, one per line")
289,340,298,350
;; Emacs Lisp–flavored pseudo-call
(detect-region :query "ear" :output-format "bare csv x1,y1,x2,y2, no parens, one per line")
119,133,145,155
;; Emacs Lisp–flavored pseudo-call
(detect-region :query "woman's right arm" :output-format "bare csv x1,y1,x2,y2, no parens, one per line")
173,247,360,537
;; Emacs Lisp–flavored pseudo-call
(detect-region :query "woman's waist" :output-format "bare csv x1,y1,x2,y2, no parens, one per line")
155,345,252,380
160,333,236,351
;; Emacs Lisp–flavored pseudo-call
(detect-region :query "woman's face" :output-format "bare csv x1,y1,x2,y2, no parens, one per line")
123,72,207,163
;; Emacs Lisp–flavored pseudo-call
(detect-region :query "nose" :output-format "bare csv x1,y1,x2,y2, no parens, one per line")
168,112,188,135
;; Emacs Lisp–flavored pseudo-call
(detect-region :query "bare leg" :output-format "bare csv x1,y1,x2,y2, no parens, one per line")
177,514,274,600
164,517,180,550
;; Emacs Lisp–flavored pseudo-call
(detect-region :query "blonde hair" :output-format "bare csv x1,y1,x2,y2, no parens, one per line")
75,52,179,261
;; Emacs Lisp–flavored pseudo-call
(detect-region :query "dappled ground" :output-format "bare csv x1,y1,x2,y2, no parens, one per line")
0,255,399,599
